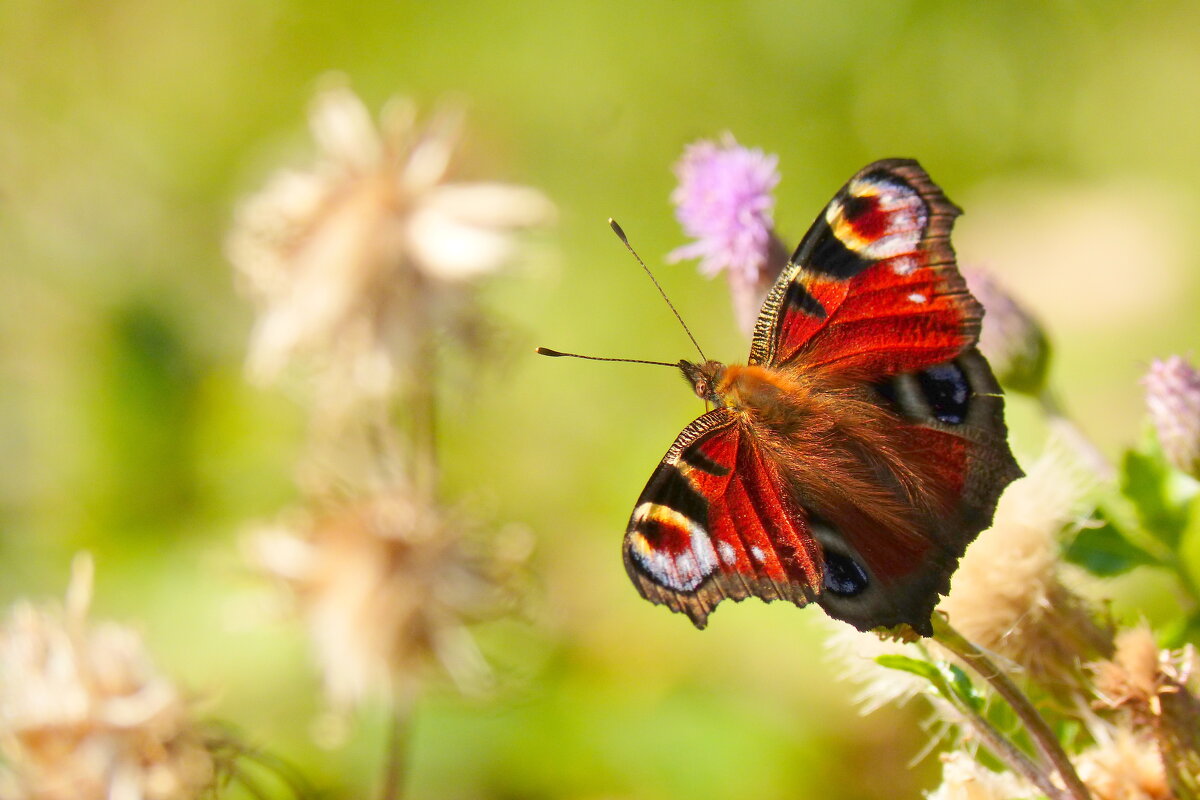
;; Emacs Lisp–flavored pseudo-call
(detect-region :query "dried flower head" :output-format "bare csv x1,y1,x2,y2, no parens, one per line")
937,445,1111,686
668,134,787,334
1075,730,1171,800
963,267,1051,396
229,81,554,395
249,482,508,709
1090,625,1200,793
1142,355,1200,477
1092,624,1167,712
926,751,1036,800
0,555,214,800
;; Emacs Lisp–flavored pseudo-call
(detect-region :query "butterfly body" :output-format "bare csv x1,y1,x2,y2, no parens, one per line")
625,159,1022,636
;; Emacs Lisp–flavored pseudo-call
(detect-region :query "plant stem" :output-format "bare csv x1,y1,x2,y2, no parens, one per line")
932,614,1092,800
408,273,439,503
376,269,439,800
225,740,317,799
948,694,1067,800
379,699,412,800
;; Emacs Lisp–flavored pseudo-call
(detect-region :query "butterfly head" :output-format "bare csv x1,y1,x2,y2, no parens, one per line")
680,359,727,405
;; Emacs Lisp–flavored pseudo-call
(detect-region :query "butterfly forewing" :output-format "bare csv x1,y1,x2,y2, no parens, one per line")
751,159,978,379
623,408,822,628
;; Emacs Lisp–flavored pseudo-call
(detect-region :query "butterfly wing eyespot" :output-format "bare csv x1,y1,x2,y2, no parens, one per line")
821,550,869,597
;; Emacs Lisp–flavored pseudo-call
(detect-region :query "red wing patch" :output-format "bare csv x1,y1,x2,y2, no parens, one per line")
749,159,980,380
623,408,822,628
806,350,1022,635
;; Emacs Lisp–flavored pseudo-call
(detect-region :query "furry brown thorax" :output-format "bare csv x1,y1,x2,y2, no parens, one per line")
681,360,826,435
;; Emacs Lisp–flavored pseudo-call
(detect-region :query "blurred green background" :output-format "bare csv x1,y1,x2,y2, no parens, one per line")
4,1,1200,797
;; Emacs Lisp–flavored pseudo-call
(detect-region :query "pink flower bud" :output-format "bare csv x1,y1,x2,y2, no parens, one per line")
964,267,1051,396
1143,356,1200,477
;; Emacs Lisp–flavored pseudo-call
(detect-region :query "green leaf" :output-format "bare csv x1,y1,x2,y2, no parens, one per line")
1065,517,1161,576
1054,718,1085,756
941,662,985,713
1160,608,1200,649
1123,449,1190,549
875,654,942,683
874,655,982,712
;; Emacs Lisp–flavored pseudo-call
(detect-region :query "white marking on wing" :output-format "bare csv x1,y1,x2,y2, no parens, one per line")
628,503,719,592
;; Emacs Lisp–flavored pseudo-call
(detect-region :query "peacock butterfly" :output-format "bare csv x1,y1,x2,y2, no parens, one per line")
621,159,1022,636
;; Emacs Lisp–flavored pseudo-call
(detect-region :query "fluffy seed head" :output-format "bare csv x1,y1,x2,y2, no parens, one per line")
1075,730,1171,800
0,555,215,800
248,483,514,709
822,622,935,714
926,751,1037,800
1092,624,1165,711
938,444,1111,686
228,80,554,397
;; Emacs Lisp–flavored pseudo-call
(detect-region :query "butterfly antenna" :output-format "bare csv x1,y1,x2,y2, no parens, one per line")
535,347,681,368
609,219,708,362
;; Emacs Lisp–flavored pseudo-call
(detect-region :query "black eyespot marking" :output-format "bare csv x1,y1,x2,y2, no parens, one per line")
840,193,875,222
795,224,871,280
916,363,970,425
637,466,708,530
823,551,869,596
783,280,827,320
681,447,731,477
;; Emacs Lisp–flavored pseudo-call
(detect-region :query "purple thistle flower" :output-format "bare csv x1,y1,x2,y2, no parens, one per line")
1143,355,1200,477
963,267,1050,396
669,134,779,281
668,134,786,335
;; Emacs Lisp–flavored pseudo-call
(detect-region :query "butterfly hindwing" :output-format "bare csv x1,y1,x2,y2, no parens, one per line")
812,348,1021,634
624,408,823,628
